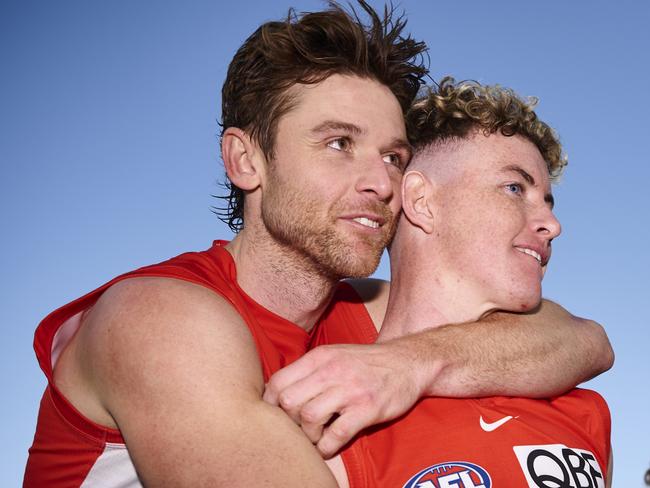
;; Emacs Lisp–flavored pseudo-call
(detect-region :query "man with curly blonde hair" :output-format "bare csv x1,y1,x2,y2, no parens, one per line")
311,78,612,487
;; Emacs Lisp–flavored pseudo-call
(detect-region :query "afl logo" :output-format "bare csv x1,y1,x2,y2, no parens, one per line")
402,461,492,488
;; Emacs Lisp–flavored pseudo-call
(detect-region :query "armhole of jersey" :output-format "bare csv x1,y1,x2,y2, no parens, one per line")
340,441,370,488
586,389,612,462
47,384,125,443
573,388,612,468
38,271,249,444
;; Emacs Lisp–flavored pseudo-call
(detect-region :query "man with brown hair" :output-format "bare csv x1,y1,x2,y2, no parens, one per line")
307,78,611,487
25,3,610,486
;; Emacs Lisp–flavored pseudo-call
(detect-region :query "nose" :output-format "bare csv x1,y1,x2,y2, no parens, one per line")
534,205,562,241
354,156,395,202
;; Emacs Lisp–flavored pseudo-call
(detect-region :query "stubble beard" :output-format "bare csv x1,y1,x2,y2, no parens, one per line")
261,174,396,280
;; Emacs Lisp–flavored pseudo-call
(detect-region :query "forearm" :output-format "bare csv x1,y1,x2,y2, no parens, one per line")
398,299,614,398
123,399,338,487
264,299,613,456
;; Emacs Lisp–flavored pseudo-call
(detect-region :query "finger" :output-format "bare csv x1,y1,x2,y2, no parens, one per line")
269,371,337,425
316,408,373,459
262,347,328,405
300,417,324,445
263,354,320,405
299,388,349,444
262,381,280,406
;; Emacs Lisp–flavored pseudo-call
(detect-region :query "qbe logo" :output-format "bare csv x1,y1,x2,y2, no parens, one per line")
402,461,491,488
513,444,605,487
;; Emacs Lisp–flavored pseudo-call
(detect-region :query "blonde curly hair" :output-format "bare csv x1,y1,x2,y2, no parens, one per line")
406,77,567,179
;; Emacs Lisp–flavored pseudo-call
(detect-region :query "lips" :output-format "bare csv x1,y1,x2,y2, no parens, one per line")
340,207,390,231
337,198,396,237
514,245,550,266
352,217,380,229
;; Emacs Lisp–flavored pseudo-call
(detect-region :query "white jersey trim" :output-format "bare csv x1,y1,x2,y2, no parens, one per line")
80,442,142,488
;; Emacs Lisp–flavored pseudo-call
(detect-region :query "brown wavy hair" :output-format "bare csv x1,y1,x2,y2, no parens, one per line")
406,77,567,179
215,1,429,232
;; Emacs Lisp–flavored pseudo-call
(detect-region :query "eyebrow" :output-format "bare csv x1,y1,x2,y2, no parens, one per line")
502,164,555,208
310,120,364,136
503,164,535,185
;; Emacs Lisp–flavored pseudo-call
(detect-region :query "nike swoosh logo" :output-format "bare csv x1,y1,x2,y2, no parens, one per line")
479,415,517,432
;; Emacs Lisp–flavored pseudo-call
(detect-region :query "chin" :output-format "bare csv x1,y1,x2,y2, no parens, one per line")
499,284,542,313
513,292,543,313
515,301,540,313
329,252,382,279
313,242,383,280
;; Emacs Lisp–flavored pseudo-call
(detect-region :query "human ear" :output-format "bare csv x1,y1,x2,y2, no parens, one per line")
221,127,263,191
401,170,435,233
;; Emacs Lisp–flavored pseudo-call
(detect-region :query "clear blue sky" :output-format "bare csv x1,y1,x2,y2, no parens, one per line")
2,1,648,486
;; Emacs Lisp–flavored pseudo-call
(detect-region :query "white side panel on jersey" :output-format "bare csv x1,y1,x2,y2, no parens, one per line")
80,443,142,488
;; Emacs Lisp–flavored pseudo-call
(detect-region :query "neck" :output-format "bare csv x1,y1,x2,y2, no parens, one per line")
378,242,493,341
226,226,338,332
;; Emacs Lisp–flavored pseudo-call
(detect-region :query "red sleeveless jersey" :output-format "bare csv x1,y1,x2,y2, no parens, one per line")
25,241,312,487
314,283,612,488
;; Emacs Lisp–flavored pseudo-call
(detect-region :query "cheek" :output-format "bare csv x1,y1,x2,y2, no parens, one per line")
437,207,486,263
441,205,514,263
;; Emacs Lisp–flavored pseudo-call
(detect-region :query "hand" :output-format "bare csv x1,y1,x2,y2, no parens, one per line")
263,341,424,458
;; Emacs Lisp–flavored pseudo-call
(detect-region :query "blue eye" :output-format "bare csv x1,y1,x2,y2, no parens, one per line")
506,183,523,194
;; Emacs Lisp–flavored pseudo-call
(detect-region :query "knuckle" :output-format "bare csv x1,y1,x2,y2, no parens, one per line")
278,392,295,410
325,356,349,376
300,406,320,425
308,346,329,363
346,380,375,404
314,365,338,384
328,421,352,442
357,390,376,406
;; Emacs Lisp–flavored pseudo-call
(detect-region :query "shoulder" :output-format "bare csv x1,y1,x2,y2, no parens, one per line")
90,275,243,326
87,276,254,354
81,276,264,404
342,278,390,330
565,388,611,419
550,388,611,446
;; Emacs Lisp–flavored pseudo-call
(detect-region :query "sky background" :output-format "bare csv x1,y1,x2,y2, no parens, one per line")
2,1,648,486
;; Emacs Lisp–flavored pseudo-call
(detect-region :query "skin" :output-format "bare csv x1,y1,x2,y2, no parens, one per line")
321,131,612,486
